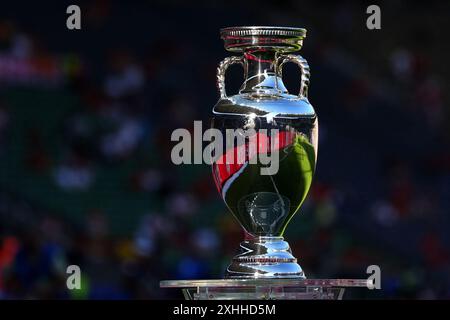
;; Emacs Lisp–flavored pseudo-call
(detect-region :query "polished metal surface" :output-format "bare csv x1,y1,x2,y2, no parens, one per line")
220,26,306,52
212,26,318,279
225,237,305,279
160,278,369,300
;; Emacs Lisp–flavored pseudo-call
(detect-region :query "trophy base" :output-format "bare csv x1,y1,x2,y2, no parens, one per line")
160,279,370,300
225,236,305,279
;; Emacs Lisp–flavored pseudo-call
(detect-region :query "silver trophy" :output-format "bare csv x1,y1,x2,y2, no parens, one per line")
161,27,369,299
212,26,317,279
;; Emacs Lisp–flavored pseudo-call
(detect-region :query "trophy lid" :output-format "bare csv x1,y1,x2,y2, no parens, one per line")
220,26,306,52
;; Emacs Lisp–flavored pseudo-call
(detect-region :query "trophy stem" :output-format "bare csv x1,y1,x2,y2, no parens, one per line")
225,236,306,279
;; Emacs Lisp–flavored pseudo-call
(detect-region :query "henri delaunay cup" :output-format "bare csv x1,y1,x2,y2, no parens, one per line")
212,26,318,279
161,27,369,299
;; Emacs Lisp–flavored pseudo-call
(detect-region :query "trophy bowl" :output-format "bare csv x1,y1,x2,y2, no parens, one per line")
211,26,318,279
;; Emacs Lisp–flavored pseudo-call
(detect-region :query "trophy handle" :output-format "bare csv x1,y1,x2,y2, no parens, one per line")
217,56,246,99
277,54,310,99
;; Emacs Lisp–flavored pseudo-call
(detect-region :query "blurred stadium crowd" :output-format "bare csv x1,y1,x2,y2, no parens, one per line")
0,1,449,299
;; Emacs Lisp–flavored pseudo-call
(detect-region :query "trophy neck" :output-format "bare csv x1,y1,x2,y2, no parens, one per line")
239,49,288,96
